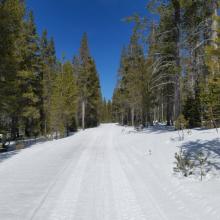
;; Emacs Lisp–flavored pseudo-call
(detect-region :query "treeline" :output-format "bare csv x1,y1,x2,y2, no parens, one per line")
112,0,220,128
100,99,112,123
0,0,102,143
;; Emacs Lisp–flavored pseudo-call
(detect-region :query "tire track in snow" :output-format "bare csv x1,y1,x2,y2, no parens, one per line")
113,134,169,220
130,142,219,220
116,132,216,220
108,131,146,220
31,131,101,220
117,143,193,220
72,132,105,220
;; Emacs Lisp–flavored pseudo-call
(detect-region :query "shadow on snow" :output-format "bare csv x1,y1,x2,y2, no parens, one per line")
181,138,220,173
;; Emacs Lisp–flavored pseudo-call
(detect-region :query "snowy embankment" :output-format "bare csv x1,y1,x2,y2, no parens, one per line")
0,124,219,220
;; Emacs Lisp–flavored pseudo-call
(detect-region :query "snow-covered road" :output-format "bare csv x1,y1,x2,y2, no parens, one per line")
0,124,219,220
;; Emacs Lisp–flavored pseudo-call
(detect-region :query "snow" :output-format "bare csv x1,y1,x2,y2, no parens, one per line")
0,124,219,220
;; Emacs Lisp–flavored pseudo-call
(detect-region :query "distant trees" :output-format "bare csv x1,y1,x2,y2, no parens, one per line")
1,0,219,144
112,0,220,129
0,0,102,143
100,99,112,123
112,28,146,126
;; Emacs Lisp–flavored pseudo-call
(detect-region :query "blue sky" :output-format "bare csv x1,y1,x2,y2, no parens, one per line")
26,0,149,100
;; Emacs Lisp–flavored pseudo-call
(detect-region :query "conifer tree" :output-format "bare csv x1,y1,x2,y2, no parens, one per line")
126,29,145,126
50,61,77,137
114,47,130,125
77,33,90,129
112,0,220,128
202,16,220,129
40,30,57,135
76,33,102,129
17,11,41,137
100,99,112,123
0,1,104,143
0,0,24,139
85,59,102,127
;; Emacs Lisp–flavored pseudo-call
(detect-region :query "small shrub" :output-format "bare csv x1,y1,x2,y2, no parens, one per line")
196,151,209,181
175,114,189,140
173,147,194,177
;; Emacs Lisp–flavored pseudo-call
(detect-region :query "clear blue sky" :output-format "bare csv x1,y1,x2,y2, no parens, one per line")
26,0,149,100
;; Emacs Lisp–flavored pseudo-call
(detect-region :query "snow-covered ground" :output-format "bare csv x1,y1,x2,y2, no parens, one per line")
0,124,219,220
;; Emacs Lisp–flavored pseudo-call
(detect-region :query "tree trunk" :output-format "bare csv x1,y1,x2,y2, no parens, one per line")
121,113,124,125
153,107,156,122
166,96,172,126
211,1,218,49
172,0,181,120
11,116,18,140
157,106,160,122
82,100,85,130
44,120,47,136
131,107,135,127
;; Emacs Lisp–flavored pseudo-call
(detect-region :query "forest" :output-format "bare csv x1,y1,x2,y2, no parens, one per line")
0,0,103,146
0,0,220,147
112,0,220,129
0,1,220,218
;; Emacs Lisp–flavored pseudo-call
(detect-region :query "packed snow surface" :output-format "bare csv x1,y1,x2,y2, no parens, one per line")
0,124,219,220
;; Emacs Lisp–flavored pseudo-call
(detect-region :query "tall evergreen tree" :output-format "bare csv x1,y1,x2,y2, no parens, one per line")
40,30,57,135
101,99,113,123
0,0,24,139
113,0,220,128
50,61,78,137
202,16,220,128
76,33,102,129
17,11,41,137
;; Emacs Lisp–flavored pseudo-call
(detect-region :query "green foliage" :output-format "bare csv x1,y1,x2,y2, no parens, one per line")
173,148,194,177
50,62,78,137
183,93,201,128
175,114,188,130
17,11,42,137
113,1,182,127
112,26,147,126
1,0,220,144
175,114,189,140
174,148,210,181
76,33,102,129
40,30,57,135
101,99,112,123
196,151,209,181
0,2,103,142
0,0,24,139
201,17,220,129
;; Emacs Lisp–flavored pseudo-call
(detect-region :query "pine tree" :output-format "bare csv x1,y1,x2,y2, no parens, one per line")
50,61,78,137
17,11,41,137
112,87,124,124
77,33,90,129
40,30,57,135
76,33,102,129
85,58,102,127
180,0,219,128
202,16,220,129
1,1,105,143
100,99,112,123
126,28,145,126
156,2,178,125
113,47,130,125
0,0,25,139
